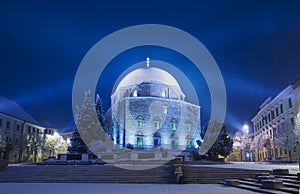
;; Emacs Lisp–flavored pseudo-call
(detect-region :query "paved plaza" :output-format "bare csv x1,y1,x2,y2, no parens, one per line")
0,183,257,194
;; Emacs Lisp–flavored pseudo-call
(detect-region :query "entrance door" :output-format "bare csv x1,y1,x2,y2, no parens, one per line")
137,136,143,147
153,138,161,148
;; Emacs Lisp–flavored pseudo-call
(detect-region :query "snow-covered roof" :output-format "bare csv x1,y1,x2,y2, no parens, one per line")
0,96,41,125
115,67,181,92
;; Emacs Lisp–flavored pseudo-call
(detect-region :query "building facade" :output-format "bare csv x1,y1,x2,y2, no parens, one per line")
0,96,56,163
110,61,201,150
250,78,300,162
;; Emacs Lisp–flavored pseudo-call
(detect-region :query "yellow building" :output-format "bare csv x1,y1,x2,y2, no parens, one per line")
250,78,300,162
0,96,56,163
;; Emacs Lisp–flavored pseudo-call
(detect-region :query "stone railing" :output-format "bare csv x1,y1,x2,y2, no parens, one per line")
174,157,183,184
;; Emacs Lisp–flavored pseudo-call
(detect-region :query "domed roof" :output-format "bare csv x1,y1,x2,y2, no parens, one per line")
115,67,181,91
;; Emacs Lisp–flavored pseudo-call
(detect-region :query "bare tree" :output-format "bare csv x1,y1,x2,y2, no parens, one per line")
251,135,267,162
293,108,300,167
0,134,5,159
232,131,247,161
42,132,69,158
275,119,296,162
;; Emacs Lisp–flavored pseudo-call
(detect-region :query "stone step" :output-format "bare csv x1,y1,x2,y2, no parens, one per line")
182,166,271,184
0,164,175,184
220,181,287,194
231,177,299,193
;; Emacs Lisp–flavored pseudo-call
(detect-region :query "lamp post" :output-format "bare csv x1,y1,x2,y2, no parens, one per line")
243,124,249,134
242,124,249,162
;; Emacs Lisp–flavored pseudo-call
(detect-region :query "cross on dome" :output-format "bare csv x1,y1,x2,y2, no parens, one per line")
146,57,150,68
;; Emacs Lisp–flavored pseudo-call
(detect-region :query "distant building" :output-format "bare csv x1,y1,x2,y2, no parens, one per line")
250,78,300,162
0,96,56,163
110,59,201,150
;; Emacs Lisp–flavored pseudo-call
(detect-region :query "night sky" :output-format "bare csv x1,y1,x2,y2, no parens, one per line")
1,1,299,134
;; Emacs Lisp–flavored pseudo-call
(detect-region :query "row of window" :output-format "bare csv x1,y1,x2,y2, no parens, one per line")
258,147,297,159
255,117,294,138
0,119,12,129
3,136,19,145
254,97,293,132
136,119,191,131
132,89,169,98
135,136,193,148
0,119,22,131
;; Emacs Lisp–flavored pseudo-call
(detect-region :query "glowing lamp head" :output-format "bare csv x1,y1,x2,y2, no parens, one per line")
243,124,249,134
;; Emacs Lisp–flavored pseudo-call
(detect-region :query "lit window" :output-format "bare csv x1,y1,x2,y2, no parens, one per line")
154,121,160,129
186,140,192,148
163,106,168,114
133,90,137,97
137,136,143,147
172,122,177,130
137,116,143,128
137,120,143,128
162,90,166,97
186,124,191,131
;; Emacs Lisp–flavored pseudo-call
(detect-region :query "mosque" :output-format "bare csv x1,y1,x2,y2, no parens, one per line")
110,58,201,150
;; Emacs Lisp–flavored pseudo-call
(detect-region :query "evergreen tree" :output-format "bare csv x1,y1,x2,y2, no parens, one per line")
198,120,223,156
95,94,108,134
68,125,88,153
77,91,106,151
68,91,107,155
207,123,233,160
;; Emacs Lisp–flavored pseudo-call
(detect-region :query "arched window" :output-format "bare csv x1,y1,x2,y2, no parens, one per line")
116,134,120,144
186,135,193,149
162,90,166,97
153,132,161,148
185,120,192,131
171,133,178,149
154,117,161,129
133,90,138,97
163,106,168,114
136,131,144,147
171,118,177,131
136,115,144,128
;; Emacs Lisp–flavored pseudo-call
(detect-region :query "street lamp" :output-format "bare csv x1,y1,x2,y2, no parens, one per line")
243,124,249,134
241,124,249,162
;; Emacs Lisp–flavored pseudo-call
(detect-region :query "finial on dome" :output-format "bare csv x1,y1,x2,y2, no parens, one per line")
146,57,150,68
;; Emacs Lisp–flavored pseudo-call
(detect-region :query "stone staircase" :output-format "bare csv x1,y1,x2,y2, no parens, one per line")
0,164,175,183
220,170,300,194
183,165,272,184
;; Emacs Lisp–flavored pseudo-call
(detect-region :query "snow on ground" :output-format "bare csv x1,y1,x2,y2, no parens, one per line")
186,162,300,174
0,183,257,194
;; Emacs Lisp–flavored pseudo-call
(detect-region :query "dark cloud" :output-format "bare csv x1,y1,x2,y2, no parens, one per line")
1,1,299,133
